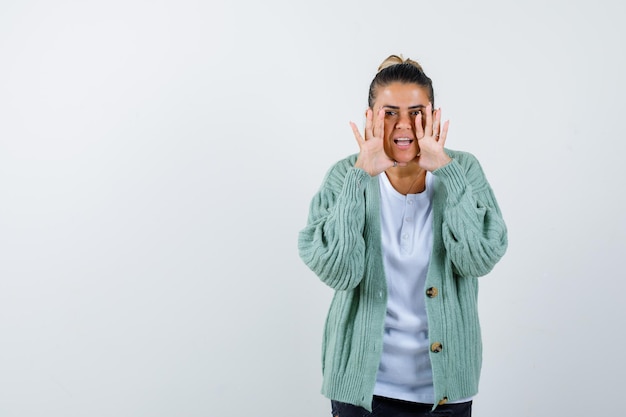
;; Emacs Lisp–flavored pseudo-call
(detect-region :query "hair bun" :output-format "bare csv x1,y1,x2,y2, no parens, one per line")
377,54,424,73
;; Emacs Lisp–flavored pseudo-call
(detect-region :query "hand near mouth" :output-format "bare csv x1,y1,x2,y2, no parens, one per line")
350,107,406,176
414,104,452,172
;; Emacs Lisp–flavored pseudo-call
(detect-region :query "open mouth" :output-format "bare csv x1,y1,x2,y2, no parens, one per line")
394,138,414,146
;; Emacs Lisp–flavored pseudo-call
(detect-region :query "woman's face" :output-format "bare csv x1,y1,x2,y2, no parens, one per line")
371,82,431,164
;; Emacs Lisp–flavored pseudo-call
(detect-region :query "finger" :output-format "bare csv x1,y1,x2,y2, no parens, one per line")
415,111,425,139
439,120,450,146
424,103,434,136
350,121,364,144
433,108,441,138
364,108,373,140
373,107,385,140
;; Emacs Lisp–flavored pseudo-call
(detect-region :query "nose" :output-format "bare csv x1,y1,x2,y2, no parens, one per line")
396,112,412,129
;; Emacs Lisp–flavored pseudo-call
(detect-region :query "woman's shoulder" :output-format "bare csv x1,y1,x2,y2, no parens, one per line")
446,148,478,162
314,153,365,193
323,153,359,178
445,148,486,171
333,153,359,168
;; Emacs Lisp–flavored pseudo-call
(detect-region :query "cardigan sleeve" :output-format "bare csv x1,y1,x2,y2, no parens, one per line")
298,159,371,291
433,151,508,277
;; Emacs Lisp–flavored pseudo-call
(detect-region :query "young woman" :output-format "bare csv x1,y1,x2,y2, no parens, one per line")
298,55,508,417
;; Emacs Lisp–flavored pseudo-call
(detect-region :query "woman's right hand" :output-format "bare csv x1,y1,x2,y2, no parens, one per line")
350,108,402,176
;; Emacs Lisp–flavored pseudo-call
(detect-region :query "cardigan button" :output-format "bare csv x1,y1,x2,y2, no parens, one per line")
426,287,438,298
431,342,443,353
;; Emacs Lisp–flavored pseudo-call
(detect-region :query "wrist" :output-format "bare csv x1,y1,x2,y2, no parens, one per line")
354,156,376,176
425,153,452,172
436,154,452,169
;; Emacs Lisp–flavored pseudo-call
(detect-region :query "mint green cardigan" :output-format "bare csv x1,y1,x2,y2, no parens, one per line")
298,149,508,411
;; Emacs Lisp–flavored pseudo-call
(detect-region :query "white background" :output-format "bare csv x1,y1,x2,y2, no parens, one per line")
1,1,625,416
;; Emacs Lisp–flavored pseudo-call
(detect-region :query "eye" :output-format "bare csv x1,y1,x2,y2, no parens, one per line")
410,110,422,117
384,110,397,117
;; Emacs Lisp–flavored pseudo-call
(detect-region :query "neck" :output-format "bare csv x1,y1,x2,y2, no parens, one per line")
385,164,427,195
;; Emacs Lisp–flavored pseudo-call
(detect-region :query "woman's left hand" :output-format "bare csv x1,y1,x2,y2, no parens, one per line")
414,104,452,171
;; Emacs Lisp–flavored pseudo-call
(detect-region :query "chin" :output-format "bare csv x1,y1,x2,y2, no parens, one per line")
393,152,418,163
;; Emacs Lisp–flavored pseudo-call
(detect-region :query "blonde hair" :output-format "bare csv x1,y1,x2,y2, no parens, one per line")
368,54,433,108
377,54,424,73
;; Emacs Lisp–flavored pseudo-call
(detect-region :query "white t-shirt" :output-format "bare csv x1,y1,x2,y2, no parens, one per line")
374,171,436,403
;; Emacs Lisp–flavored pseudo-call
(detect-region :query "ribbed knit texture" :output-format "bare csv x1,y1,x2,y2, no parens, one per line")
298,149,508,411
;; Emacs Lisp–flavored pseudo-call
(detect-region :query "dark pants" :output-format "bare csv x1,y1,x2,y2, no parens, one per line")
331,396,472,417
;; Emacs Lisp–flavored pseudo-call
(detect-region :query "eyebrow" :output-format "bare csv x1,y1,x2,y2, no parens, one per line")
382,105,426,110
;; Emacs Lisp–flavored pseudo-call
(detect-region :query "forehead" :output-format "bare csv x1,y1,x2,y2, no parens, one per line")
374,82,430,107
